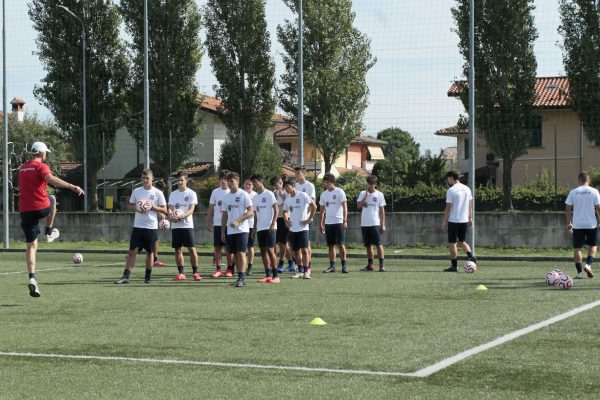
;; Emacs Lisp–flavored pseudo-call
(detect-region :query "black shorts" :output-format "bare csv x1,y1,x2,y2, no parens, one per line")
361,226,382,246
288,230,309,251
130,228,158,254
276,218,289,244
448,222,468,243
213,226,226,247
20,195,55,243
172,228,195,249
573,228,598,249
257,229,276,249
325,223,346,246
247,229,255,248
227,232,249,254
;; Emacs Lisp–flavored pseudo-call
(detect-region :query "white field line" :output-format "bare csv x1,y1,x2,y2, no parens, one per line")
412,298,600,377
0,262,122,276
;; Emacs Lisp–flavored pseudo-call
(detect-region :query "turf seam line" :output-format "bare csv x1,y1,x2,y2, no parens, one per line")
412,299,600,377
0,262,122,276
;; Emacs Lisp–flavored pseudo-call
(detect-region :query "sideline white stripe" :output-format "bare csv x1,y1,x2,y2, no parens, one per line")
413,299,600,377
0,352,417,377
0,262,122,276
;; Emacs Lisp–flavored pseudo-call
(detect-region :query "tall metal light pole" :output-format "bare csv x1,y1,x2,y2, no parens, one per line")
468,0,476,253
57,5,88,212
144,0,150,169
297,0,304,166
3,0,9,248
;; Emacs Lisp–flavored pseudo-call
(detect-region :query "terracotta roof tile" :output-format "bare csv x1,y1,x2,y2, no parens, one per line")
435,125,468,136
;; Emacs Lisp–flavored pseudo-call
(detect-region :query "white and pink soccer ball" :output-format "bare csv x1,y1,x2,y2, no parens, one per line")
557,274,573,290
464,261,477,273
173,209,184,218
136,200,152,213
545,270,561,286
72,253,83,264
159,219,171,230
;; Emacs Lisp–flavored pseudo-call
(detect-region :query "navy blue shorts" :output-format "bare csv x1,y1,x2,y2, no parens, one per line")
172,228,195,249
247,229,255,248
20,195,55,243
130,228,158,254
289,230,309,251
276,218,289,244
325,223,346,246
213,226,226,247
257,229,276,249
227,232,248,254
573,228,598,249
447,222,468,243
361,226,382,246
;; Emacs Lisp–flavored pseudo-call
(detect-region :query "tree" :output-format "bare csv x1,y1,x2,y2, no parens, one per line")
377,127,420,164
29,0,129,211
373,149,447,187
278,0,376,174
452,0,538,210
559,0,600,145
204,0,277,179
120,0,203,176
219,138,282,179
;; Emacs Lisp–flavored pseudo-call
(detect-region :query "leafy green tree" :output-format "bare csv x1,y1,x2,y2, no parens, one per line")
29,0,129,210
373,149,447,187
559,0,600,145
120,0,203,175
278,0,376,174
377,127,420,164
452,0,537,210
219,138,282,180
204,0,276,179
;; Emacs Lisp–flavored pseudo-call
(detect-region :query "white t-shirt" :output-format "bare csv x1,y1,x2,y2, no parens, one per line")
357,190,386,227
129,187,166,229
319,187,347,225
565,185,600,229
246,190,257,229
296,180,316,202
209,187,230,226
168,188,198,229
284,191,312,232
252,189,277,232
446,182,473,223
222,189,253,235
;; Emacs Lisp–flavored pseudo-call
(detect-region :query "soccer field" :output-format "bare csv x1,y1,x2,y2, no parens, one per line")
1,252,599,399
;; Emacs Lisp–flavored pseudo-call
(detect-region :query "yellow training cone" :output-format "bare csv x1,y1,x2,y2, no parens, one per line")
474,285,488,291
310,318,327,326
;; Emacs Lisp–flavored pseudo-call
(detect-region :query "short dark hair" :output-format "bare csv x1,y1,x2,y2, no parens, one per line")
226,171,240,181
219,170,229,179
446,171,460,181
269,175,281,186
250,174,264,183
294,165,307,173
175,171,189,179
323,173,336,184
283,178,296,187
579,171,590,184
366,175,378,185
142,169,153,177
154,180,166,191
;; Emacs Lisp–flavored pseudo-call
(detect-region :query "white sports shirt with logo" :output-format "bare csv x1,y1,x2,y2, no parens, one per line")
246,190,257,229
295,180,316,202
357,190,386,227
168,188,198,229
252,189,277,232
446,182,473,223
222,189,253,234
319,187,347,224
209,187,230,227
129,187,166,229
284,191,311,232
565,185,600,229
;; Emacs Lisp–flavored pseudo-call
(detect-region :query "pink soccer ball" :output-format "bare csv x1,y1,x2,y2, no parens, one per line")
174,209,184,217
136,200,152,213
557,274,573,290
463,261,477,273
545,271,561,286
72,253,83,264
159,219,171,230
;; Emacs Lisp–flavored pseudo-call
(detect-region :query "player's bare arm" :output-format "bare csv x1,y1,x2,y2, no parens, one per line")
45,174,84,196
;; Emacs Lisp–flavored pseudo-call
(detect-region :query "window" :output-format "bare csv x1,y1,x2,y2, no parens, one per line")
530,115,542,148
464,138,469,160
279,142,292,152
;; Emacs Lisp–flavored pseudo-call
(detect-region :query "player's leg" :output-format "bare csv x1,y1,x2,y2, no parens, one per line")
376,244,385,272
324,224,337,273
290,233,304,278
26,240,40,297
444,223,459,272
361,227,375,271
21,211,41,296
268,240,279,283
572,229,585,278
44,195,60,242
246,233,255,275
234,234,248,287
143,230,156,283
338,223,348,273
174,248,186,280
212,226,223,277
301,247,311,279
583,230,596,278
153,240,166,267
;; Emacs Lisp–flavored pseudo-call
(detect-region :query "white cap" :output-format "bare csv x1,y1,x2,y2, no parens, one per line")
31,142,51,154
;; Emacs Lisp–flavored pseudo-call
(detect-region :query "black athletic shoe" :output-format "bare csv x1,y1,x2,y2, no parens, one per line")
235,279,245,288
469,256,478,263
360,265,375,271
342,267,348,274
246,267,252,276
114,277,130,284
443,267,458,272
379,267,386,272
144,278,152,284
323,267,336,273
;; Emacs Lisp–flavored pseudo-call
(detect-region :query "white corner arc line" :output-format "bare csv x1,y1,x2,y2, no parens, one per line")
412,299,600,378
0,262,122,276
0,352,417,377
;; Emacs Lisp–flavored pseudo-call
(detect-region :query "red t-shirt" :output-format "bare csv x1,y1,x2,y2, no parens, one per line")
18,160,52,212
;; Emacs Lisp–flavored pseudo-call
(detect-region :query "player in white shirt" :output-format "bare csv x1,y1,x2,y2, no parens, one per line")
319,174,349,273
357,175,387,271
221,172,254,287
115,169,167,284
295,166,316,276
168,172,200,282
244,178,258,275
565,171,600,279
442,171,475,272
271,174,296,272
283,178,317,279
207,170,233,278
251,174,280,283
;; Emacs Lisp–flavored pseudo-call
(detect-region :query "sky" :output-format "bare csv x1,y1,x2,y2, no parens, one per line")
1,0,564,153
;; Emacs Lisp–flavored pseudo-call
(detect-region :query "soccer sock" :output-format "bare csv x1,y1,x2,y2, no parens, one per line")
123,269,131,279
144,268,152,280
28,273,36,279
298,266,305,273
266,268,273,277
192,266,198,274
154,256,158,263
44,227,53,236
238,272,246,281
467,251,473,259
248,263,253,271
341,260,347,269
278,259,284,268
330,261,336,269
576,263,583,273
272,267,278,278
451,259,458,268
368,258,374,266
227,264,233,272
586,256,594,266
177,266,184,274
379,258,384,268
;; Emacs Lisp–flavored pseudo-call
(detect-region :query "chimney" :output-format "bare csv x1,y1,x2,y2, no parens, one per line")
10,97,25,122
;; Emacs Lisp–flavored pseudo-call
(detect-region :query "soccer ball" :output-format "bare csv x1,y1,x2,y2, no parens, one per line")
136,200,152,213
557,274,573,290
545,271,561,286
173,209,184,218
159,219,171,230
464,261,477,273
72,253,83,264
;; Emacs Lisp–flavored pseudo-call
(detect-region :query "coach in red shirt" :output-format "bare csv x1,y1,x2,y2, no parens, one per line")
18,142,84,297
